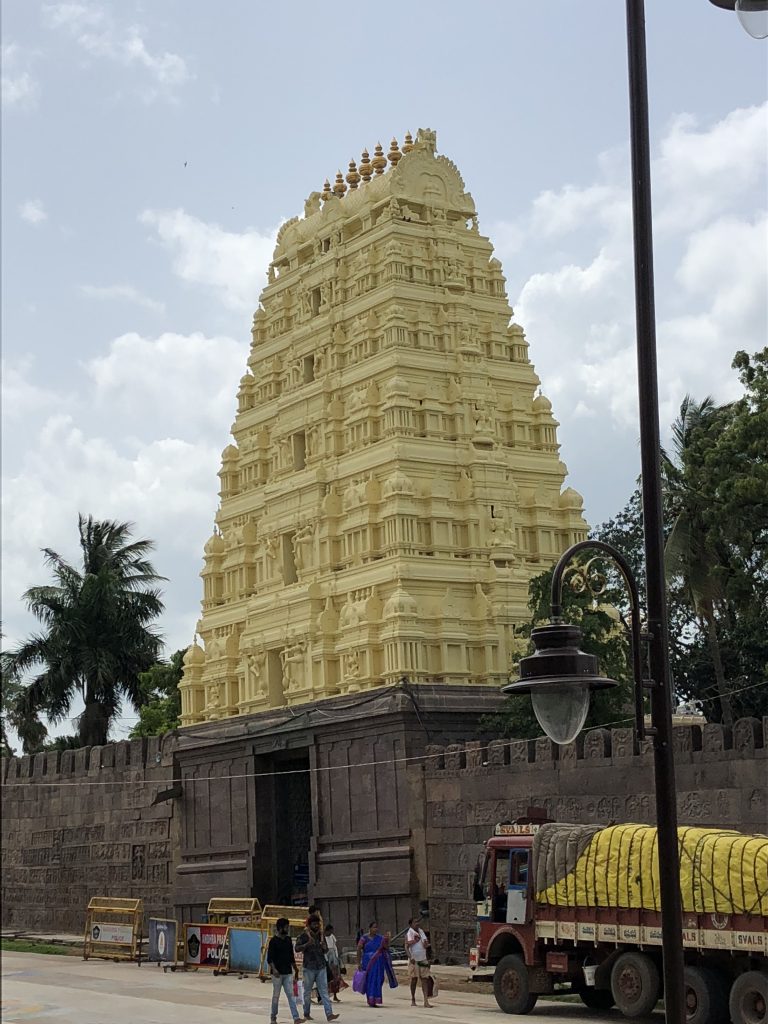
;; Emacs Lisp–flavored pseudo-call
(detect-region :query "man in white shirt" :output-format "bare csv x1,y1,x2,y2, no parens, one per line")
405,914,432,1008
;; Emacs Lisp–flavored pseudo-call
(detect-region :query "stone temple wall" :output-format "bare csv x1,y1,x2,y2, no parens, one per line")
1,737,176,934
408,717,768,963
2,714,765,956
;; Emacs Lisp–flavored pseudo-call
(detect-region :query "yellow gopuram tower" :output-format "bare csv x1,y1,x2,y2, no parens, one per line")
180,129,587,725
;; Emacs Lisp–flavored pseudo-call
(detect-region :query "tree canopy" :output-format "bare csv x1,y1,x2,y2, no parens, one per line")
661,348,768,724
128,649,184,738
3,515,165,751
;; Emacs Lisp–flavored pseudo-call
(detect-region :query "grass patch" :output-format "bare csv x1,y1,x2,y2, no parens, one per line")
1,938,80,956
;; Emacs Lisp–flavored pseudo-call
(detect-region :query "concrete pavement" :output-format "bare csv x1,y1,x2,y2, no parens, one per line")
1,951,663,1024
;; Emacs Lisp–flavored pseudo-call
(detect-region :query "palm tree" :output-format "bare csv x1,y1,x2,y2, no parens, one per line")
663,396,734,727
4,515,165,749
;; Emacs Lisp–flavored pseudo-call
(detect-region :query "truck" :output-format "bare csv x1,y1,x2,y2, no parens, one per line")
469,815,767,1024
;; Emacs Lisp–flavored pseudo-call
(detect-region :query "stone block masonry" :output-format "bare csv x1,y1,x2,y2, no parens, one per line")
407,716,767,962
1,737,176,935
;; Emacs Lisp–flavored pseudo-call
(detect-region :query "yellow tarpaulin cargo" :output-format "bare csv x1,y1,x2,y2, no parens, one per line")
534,823,768,915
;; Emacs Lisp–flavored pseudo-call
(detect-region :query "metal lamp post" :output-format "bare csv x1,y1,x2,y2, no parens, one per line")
506,0,691,1018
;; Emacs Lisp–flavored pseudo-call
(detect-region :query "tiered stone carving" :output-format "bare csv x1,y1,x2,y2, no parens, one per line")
180,128,587,723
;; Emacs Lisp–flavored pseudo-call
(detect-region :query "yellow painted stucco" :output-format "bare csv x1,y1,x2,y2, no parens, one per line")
180,129,588,724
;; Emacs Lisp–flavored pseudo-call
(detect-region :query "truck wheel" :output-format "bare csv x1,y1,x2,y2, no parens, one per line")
493,955,538,1015
684,965,729,1024
610,951,661,1018
729,970,768,1024
578,987,616,1011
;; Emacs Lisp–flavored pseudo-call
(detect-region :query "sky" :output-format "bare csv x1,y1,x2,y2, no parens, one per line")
2,1,767,739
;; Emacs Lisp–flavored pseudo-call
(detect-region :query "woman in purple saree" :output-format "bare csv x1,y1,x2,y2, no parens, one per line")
357,922,398,1007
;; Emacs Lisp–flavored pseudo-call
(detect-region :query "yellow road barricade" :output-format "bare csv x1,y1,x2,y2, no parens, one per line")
206,897,262,927
83,897,143,963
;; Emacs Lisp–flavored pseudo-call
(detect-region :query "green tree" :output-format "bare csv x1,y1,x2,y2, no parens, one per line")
1,670,24,757
129,650,185,738
4,515,165,751
662,395,736,725
663,349,768,724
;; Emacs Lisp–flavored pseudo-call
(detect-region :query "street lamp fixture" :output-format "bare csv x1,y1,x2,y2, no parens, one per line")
709,0,768,38
503,621,615,745
504,539,646,748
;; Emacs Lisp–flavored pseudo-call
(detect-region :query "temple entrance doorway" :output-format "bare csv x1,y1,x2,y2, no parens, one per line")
252,750,312,907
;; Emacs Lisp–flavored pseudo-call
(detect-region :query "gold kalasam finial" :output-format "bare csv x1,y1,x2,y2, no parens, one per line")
402,131,414,154
388,137,402,166
346,159,361,190
359,148,373,182
333,170,347,197
321,179,333,202
371,143,387,175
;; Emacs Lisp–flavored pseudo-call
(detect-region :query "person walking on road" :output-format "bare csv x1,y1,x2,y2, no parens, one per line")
266,917,304,1024
356,922,398,1008
324,924,346,1002
295,914,339,1022
406,915,433,1008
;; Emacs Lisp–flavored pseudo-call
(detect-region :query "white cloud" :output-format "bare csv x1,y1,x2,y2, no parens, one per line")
676,214,768,328
42,3,190,96
19,198,48,225
2,331,248,658
140,208,278,312
655,105,768,232
85,330,248,438
1,360,67,422
530,184,629,239
1,44,39,110
79,283,165,313
505,103,767,441
2,417,218,647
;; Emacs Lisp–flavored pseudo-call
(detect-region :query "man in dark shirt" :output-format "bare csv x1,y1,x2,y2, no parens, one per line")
266,917,304,1024
295,914,339,1021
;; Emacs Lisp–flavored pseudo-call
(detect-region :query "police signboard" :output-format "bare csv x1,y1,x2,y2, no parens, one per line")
90,922,134,944
183,923,228,968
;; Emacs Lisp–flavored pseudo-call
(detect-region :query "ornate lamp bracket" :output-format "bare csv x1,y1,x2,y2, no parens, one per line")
550,539,656,746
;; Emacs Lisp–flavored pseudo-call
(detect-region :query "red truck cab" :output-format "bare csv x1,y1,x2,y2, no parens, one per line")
470,819,543,991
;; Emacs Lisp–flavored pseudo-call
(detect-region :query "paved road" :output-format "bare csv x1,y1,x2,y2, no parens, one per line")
1,952,662,1023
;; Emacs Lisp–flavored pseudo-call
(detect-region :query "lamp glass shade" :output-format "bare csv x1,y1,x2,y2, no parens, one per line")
737,0,768,37
531,682,591,745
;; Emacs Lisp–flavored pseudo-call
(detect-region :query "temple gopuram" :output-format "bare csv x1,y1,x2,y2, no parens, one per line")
180,129,587,724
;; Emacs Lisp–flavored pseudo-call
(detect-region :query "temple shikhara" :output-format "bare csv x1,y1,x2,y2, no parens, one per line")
179,129,587,724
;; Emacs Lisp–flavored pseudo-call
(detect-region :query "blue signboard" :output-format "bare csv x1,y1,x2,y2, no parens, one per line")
228,928,263,973
148,917,177,963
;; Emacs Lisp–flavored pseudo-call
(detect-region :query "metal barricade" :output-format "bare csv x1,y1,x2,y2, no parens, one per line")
206,897,262,927
83,897,143,963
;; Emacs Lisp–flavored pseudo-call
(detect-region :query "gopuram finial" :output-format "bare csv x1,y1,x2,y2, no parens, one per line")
371,143,387,175
402,131,414,154
359,148,373,182
333,170,347,197
388,137,402,167
346,159,361,190
321,179,333,202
